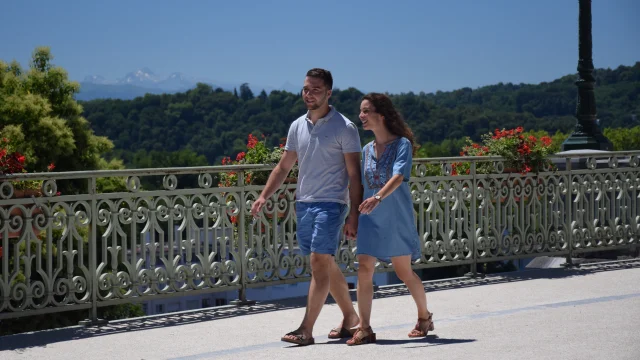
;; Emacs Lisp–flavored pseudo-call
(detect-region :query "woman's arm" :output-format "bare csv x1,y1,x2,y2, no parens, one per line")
358,174,404,214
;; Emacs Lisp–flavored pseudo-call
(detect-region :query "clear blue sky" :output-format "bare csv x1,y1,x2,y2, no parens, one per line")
1,0,638,94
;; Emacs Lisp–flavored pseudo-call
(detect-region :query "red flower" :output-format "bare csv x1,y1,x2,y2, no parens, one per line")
236,152,246,161
16,154,25,164
247,134,259,149
47,163,55,171
517,144,531,155
541,136,552,146
516,127,524,133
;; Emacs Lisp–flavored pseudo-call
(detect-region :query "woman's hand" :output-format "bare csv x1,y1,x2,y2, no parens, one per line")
358,196,381,215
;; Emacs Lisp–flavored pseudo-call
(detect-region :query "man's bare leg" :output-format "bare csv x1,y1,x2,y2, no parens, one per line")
327,261,359,334
283,253,333,341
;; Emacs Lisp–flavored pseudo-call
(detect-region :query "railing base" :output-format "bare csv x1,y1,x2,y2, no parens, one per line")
230,299,257,306
464,271,486,279
78,318,109,327
561,256,581,269
561,262,581,269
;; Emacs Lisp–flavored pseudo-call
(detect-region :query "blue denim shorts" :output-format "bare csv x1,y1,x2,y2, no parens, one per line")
296,201,348,256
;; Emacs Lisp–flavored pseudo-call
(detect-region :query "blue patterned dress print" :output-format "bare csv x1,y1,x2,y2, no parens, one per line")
356,137,422,263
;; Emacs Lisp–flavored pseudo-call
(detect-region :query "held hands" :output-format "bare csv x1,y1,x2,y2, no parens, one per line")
343,213,358,241
358,196,381,215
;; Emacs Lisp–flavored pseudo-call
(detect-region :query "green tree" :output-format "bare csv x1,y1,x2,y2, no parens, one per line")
0,47,136,336
0,47,123,193
239,83,254,101
603,126,640,150
78,61,639,167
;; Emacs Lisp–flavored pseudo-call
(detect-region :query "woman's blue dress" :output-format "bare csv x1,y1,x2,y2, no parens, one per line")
356,137,421,263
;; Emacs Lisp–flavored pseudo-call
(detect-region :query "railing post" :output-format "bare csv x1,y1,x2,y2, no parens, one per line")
231,170,255,306
466,160,483,278
79,177,107,326
562,158,578,268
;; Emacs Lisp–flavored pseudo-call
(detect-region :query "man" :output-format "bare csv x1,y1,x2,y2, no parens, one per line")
250,68,363,346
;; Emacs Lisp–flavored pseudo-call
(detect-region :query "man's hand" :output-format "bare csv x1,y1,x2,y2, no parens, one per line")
251,196,267,218
343,213,358,241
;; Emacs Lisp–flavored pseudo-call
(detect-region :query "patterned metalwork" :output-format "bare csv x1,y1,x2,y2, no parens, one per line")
1,152,638,320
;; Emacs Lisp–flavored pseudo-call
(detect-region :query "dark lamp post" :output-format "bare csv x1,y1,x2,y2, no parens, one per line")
561,0,612,151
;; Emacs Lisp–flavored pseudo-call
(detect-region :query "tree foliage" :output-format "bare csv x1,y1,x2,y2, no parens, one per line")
0,47,126,193
80,63,640,166
0,47,137,335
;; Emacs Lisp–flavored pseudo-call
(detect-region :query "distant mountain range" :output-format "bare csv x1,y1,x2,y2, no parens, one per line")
75,68,300,101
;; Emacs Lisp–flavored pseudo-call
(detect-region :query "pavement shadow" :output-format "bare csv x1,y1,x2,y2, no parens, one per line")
0,258,637,352
0,301,305,352
320,334,476,347
376,335,476,348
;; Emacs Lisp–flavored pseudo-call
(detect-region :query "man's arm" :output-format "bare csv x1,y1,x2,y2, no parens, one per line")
343,152,362,239
251,150,298,217
344,152,363,213
261,150,297,200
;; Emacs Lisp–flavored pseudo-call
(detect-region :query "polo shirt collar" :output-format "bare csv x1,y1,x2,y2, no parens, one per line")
305,106,335,126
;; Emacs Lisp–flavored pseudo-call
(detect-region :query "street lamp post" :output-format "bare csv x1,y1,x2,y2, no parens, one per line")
561,0,612,151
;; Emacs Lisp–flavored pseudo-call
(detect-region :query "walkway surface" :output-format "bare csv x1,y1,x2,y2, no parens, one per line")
1,259,639,360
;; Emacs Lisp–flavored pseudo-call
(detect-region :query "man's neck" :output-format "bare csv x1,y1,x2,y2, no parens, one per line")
307,105,331,124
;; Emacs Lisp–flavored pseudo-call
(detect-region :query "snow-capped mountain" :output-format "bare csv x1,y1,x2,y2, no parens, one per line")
160,72,197,91
117,67,162,88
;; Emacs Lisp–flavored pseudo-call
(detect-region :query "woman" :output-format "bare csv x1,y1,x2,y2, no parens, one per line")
346,93,433,346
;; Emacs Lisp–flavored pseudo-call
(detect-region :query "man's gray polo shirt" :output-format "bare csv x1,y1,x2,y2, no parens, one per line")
284,106,361,205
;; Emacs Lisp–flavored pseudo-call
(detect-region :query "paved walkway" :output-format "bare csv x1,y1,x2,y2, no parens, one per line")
1,259,639,360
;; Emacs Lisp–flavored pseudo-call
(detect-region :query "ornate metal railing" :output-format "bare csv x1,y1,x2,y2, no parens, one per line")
1,151,639,321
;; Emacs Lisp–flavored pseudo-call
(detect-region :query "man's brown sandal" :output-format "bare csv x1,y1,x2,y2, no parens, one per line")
281,330,315,346
346,327,377,346
408,312,434,338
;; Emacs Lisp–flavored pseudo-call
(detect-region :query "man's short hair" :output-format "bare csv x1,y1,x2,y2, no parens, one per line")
306,68,333,90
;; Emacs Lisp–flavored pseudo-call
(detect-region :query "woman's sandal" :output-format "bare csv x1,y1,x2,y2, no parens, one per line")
346,327,377,346
408,312,434,338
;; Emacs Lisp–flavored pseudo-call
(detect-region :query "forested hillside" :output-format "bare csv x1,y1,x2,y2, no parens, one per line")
80,62,640,167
